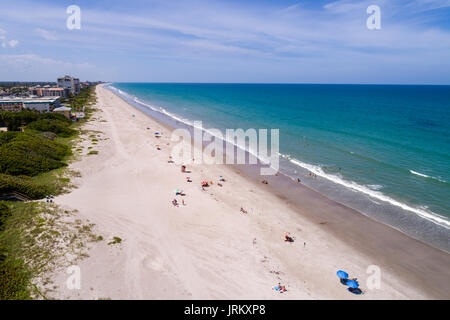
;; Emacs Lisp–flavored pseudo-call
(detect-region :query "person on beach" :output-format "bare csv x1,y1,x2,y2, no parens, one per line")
172,199,178,206
274,283,287,293
297,178,301,183
284,234,294,243
240,207,248,214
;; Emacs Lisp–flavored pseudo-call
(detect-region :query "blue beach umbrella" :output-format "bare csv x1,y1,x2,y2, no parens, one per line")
346,280,359,288
336,270,348,279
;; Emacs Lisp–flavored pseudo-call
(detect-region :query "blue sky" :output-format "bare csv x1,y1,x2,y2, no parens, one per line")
0,0,449,84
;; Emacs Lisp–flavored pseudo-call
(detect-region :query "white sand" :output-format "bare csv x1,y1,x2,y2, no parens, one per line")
50,85,436,299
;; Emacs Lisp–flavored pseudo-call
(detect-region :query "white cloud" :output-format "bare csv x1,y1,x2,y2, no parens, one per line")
0,54,98,80
0,1,449,83
8,40,19,47
35,28,58,41
0,28,19,48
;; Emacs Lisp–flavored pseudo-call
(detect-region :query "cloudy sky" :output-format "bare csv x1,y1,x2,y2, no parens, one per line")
0,0,449,83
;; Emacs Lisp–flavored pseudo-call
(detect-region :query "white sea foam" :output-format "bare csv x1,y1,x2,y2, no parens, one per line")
410,170,447,183
108,85,270,167
107,85,450,230
367,184,383,191
410,170,430,178
281,154,450,229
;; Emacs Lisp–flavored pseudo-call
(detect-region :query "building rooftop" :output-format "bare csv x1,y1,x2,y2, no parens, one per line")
0,97,60,103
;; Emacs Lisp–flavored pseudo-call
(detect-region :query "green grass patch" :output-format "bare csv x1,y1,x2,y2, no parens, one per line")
108,236,122,245
0,202,99,299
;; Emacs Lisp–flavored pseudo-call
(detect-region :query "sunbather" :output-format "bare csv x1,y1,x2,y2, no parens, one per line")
201,181,209,187
285,235,294,242
284,232,294,242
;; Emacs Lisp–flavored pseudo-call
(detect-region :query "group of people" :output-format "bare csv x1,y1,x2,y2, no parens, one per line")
284,232,294,243
172,198,186,207
274,282,287,293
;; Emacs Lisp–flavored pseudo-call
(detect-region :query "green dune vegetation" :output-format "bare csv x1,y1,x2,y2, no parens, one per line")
0,86,97,299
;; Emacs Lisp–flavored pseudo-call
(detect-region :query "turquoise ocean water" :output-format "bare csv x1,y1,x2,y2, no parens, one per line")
108,83,450,250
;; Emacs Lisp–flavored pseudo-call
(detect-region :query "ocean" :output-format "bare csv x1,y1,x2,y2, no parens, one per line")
107,83,450,251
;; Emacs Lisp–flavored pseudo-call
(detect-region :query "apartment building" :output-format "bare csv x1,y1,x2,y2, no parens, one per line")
57,75,81,96
29,87,66,98
0,97,61,112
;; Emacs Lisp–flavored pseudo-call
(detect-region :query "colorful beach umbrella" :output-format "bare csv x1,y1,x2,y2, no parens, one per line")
346,280,359,288
336,270,348,279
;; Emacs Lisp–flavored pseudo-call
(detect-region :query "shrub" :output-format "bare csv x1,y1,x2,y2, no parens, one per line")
26,119,76,137
0,202,10,231
0,174,50,199
0,257,32,300
0,132,71,176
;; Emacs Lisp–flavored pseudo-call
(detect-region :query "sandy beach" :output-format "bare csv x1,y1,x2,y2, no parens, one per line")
49,85,450,300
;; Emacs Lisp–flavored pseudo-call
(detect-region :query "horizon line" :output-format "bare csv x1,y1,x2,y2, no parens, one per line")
2,81,450,86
